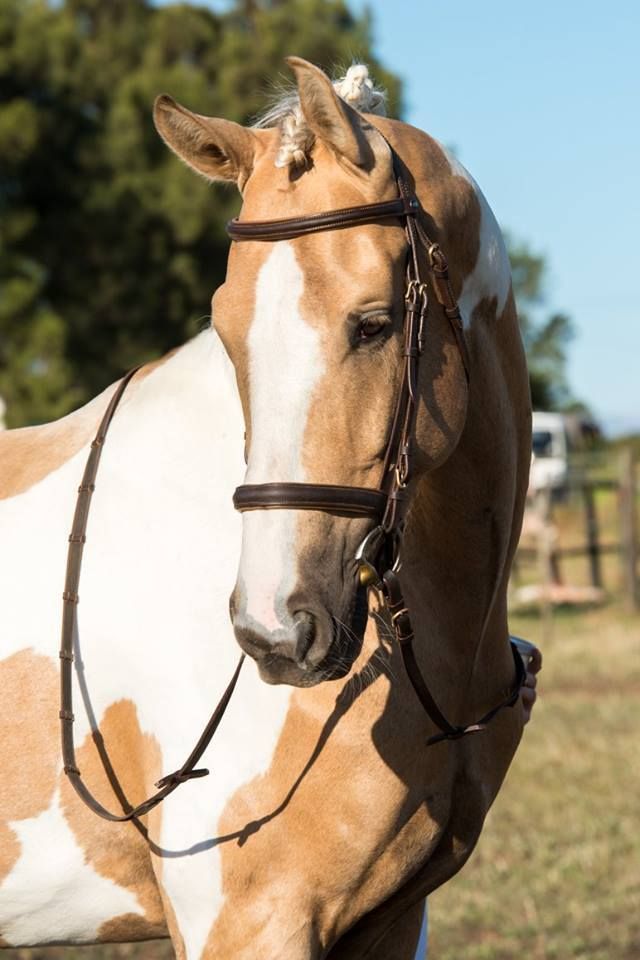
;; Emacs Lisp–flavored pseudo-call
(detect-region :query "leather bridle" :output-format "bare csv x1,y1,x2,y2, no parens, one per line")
59,145,524,823
228,146,524,745
230,151,470,540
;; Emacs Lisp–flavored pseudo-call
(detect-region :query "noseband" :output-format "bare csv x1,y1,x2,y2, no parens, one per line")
227,147,525,745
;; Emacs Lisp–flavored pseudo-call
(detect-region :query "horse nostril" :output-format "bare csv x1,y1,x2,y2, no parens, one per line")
234,624,273,658
292,610,316,663
232,612,317,666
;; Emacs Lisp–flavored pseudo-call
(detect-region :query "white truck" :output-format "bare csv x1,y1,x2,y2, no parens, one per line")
529,411,569,493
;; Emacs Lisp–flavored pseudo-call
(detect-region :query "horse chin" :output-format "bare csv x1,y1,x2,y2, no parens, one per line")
255,654,355,689
255,655,324,687
254,591,368,688
254,632,361,687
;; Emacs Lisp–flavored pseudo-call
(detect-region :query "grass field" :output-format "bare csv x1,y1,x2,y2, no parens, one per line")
5,604,639,960
430,603,640,960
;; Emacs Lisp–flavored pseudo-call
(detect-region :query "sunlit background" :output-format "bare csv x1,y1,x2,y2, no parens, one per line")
196,0,640,435
1,3,638,960
354,0,640,437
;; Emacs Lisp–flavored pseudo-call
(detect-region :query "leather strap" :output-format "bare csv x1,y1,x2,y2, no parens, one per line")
60,369,245,822
227,195,419,242
382,569,525,745
233,482,387,518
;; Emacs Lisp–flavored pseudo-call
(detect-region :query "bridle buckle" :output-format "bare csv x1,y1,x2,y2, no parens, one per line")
355,525,385,589
405,281,428,354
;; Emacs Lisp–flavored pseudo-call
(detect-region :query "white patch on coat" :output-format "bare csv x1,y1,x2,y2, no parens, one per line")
238,242,324,632
0,791,144,945
0,330,295,954
443,148,511,325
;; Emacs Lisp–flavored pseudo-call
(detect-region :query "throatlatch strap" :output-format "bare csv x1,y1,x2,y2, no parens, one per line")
60,369,244,822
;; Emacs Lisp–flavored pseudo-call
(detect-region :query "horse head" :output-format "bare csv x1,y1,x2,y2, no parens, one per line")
154,58,470,687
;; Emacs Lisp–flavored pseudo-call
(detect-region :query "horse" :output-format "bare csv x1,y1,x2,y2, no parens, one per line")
0,58,531,958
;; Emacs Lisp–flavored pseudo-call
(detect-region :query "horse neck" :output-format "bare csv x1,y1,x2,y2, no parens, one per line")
106,330,244,493
401,296,531,719
70,330,246,675
63,331,249,745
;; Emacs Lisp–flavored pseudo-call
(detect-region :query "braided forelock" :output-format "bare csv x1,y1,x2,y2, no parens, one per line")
254,64,387,169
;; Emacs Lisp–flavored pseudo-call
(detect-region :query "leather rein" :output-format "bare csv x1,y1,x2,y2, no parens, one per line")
59,369,246,821
59,147,524,823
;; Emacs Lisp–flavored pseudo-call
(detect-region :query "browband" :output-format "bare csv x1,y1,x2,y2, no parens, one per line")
227,195,420,242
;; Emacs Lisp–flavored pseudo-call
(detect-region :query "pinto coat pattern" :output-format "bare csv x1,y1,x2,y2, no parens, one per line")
0,58,530,959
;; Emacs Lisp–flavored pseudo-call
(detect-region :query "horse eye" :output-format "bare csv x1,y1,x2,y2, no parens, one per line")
357,314,387,341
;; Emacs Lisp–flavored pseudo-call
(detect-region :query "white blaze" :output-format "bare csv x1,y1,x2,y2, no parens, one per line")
239,242,324,631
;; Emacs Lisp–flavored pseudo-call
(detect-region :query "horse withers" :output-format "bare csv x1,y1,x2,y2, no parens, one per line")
0,58,531,958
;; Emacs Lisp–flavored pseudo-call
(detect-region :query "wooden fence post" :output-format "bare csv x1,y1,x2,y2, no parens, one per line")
536,486,554,641
582,483,602,589
619,447,638,613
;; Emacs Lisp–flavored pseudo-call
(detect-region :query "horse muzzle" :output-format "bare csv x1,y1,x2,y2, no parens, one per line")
230,583,367,687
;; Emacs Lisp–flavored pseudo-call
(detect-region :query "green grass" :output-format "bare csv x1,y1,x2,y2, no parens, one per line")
429,604,640,960
5,607,639,960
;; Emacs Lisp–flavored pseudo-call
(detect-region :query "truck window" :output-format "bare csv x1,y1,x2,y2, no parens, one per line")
532,430,553,458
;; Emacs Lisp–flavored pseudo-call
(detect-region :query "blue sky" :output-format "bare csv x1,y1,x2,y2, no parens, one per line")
348,0,639,435
172,0,639,434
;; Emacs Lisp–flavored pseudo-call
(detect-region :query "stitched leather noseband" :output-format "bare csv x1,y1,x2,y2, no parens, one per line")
228,147,524,745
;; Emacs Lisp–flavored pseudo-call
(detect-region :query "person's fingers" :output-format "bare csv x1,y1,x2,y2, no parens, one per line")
518,644,542,727
529,645,543,674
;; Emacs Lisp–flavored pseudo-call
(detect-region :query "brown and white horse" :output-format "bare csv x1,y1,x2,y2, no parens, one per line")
0,59,530,958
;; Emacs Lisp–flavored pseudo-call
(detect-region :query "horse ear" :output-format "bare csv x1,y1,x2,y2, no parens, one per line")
286,56,373,169
153,95,257,186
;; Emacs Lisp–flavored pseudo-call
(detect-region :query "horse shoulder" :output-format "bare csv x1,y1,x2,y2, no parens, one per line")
0,349,202,947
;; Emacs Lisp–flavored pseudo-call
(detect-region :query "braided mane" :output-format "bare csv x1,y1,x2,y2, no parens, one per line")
255,64,387,168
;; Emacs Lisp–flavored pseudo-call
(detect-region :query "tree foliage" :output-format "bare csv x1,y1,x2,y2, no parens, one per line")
0,0,574,427
0,0,400,426
507,234,574,411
